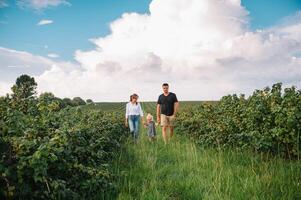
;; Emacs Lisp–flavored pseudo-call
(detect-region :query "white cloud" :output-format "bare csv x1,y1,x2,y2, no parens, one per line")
17,0,70,10
0,47,81,95
0,81,11,96
47,53,59,58
37,19,53,26
1,0,301,101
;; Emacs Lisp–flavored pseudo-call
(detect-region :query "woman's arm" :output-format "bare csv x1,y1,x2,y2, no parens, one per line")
139,103,144,117
139,103,145,124
125,103,129,127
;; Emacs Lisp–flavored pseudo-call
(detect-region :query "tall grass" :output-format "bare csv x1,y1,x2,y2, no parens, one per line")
110,128,301,200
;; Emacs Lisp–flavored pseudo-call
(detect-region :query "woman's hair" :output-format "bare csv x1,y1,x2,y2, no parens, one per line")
130,93,139,104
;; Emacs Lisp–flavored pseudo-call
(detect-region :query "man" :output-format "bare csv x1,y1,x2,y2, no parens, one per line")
157,83,179,144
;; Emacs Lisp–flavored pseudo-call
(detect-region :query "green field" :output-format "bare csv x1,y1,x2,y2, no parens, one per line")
2,80,301,199
90,101,300,200
82,101,218,113
112,132,300,200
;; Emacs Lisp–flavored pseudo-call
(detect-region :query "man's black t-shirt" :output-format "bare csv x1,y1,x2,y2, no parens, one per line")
157,92,178,116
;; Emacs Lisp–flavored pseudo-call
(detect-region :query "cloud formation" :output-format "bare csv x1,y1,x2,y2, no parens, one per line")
0,47,80,90
1,0,301,101
47,53,59,58
37,19,53,26
17,0,70,10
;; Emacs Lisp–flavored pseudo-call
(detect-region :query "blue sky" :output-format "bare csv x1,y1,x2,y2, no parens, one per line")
0,0,301,61
0,0,152,60
242,0,301,28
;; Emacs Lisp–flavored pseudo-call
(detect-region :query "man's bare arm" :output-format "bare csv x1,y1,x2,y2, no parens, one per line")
157,104,161,123
173,102,179,116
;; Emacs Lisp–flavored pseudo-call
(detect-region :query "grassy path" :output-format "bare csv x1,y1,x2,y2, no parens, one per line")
111,128,301,200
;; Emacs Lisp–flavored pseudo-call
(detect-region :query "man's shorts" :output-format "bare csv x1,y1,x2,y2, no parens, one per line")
160,114,175,127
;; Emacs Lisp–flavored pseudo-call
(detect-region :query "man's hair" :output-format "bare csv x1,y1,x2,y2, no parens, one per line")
162,83,169,87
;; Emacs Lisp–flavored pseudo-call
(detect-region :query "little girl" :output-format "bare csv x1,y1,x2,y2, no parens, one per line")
144,113,157,142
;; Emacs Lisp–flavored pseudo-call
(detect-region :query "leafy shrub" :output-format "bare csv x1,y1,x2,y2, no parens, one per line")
0,75,127,199
176,83,301,158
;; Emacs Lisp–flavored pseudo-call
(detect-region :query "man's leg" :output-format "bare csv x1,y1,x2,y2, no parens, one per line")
170,126,174,138
161,114,168,144
162,126,168,144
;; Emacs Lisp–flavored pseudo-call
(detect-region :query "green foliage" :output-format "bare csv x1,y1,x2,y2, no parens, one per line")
62,98,74,107
0,101,127,199
72,97,86,106
2,75,300,199
38,92,69,112
0,76,127,199
11,74,37,100
176,83,301,158
86,99,94,104
10,74,38,114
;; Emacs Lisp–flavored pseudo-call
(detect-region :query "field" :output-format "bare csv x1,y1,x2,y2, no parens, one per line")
1,77,300,199
82,100,301,199
100,101,300,199
112,133,300,200
82,101,218,113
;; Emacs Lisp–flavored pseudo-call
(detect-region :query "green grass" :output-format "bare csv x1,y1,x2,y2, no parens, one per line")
111,129,301,200
82,101,300,199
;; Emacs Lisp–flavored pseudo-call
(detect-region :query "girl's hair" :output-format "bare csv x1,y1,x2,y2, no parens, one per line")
130,93,139,105
146,113,153,121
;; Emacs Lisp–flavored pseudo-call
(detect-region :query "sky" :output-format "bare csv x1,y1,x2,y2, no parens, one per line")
0,0,301,101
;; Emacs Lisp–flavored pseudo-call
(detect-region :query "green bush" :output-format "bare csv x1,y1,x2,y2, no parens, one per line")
0,101,127,199
176,83,301,158
0,75,127,199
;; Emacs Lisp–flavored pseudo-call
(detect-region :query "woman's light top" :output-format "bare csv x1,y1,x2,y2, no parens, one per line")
125,102,144,118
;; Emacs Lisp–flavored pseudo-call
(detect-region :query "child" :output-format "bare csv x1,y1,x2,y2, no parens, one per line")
144,113,157,142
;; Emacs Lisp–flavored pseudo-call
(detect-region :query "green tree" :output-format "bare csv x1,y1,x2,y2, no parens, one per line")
38,92,63,112
63,98,74,106
72,97,86,106
86,99,94,104
39,92,56,102
11,74,37,100
10,75,37,114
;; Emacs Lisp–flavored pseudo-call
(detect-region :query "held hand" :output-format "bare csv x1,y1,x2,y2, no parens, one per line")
125,122,128,127
157,117,160,124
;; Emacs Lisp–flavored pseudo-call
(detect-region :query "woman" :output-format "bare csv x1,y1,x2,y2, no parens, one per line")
125,94,144,141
